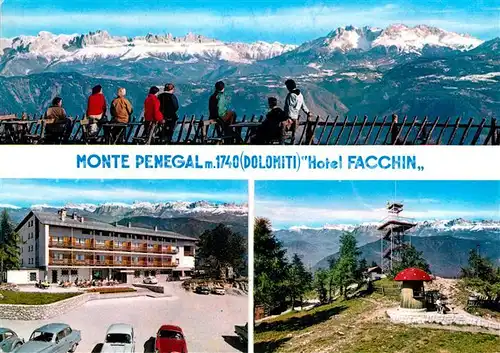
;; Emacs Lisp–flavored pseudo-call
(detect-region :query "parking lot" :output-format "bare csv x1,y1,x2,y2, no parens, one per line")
1,282,248,353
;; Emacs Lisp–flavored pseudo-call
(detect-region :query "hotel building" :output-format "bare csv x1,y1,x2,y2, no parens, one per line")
14,209,197,284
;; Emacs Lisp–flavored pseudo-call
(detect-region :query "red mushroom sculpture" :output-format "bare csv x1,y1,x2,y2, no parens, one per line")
394,268,432,309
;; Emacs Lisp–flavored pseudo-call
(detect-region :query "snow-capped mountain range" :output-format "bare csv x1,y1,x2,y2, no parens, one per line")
0,24,483,68
285,219,500,233
297,24,482,54
2,201,248,223
0,30,296,64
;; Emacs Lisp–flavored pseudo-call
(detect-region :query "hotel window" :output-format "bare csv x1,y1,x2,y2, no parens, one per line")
148,244,154,249
76,238,85,245
76,254,85,261
96,240,105,245
61,270,69,276
56,253,64,260
134,270,140,278
115,256,122,262
21,259,23,266
70,270,78,276
30,272,36,281
132,257,139,263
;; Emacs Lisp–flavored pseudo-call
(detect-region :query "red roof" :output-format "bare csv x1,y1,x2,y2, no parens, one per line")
394,268,432,281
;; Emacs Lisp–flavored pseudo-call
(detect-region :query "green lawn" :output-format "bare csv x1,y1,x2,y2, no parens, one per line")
255,296,500,353
0,291,81,305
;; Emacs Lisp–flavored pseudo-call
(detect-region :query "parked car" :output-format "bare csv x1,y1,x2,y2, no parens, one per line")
234,323,248,344
0,328,24,353
143,276,158,284
155,325,188,353
101,324,135,353
211,287,225,295
195,285,210,295
14,323,81,353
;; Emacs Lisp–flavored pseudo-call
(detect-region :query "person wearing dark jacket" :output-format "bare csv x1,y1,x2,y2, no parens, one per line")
252,97,286,144
158,83,179,143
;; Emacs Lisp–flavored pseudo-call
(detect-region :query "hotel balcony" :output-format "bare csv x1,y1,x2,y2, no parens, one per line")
49,258,72,265
72,259,93,266
162,246,179,254
131,244,148,253
49,259,178,268
94,241,114,251
113,242,132,252
49,237,183,256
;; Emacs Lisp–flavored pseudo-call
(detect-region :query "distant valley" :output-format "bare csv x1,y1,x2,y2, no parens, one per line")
275,219,500,277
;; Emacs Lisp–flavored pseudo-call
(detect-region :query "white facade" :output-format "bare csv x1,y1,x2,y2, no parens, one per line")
7,269,43,284
15,211,197,283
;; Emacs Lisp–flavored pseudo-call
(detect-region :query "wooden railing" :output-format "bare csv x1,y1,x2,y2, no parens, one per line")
1,114,498,145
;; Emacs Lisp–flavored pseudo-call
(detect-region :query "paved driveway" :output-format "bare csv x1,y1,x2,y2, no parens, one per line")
0,283,248,353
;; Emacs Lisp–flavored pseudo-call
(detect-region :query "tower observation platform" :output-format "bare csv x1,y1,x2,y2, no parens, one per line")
378,202,417,273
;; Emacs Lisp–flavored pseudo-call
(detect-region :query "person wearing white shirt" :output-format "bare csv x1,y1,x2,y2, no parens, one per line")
281,79,311,144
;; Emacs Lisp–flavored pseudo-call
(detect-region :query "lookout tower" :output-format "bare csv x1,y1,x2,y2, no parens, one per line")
378,201,416,273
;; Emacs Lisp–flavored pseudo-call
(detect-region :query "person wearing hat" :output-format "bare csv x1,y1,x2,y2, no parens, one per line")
158,83,179,143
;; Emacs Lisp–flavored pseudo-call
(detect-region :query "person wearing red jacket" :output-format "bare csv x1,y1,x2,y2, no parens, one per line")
86,85,107,135
143,86,164,141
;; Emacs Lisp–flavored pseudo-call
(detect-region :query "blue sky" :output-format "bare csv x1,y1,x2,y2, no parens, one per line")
1,0,498,43
0,179,248,207
256,180,500,228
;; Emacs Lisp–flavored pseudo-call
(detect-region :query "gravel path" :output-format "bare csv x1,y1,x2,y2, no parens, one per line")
0,283,248,353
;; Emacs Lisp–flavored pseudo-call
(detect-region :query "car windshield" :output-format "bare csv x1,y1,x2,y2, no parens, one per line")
106,333,131,344
30,331,54,342
158,330,183,340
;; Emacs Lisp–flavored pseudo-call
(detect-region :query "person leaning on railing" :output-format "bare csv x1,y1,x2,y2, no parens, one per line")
158,83,179,143
144,86,164,140
43,97,73,143
282,79,311,144
251,97,286,144
86,84,107,135
208,81,237,140
108,87,133,143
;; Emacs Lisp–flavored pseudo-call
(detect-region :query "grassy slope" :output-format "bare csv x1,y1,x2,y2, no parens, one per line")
0,291,80,305
255,296,500,353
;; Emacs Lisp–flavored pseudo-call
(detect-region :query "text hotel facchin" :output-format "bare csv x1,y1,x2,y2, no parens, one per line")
0,146,498,180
